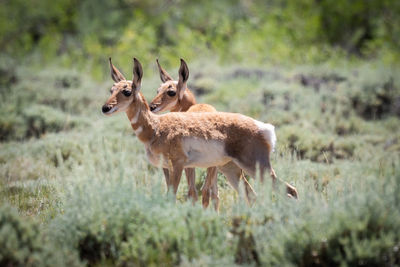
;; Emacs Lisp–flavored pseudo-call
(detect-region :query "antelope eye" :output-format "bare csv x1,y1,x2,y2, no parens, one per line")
122,90,132,97
167,90,176,97
168,85,173,89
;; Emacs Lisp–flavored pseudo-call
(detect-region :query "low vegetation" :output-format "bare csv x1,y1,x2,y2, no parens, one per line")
0,58,399,265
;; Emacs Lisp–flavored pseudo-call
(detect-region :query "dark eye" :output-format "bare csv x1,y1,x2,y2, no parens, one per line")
122,90,132,97
168,85,172,89
167,90,176,97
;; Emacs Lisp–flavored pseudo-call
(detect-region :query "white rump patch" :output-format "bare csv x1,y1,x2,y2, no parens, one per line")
253,120,277,152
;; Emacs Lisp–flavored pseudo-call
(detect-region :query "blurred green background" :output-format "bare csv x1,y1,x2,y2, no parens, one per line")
1,0,400,73
1,1,400,266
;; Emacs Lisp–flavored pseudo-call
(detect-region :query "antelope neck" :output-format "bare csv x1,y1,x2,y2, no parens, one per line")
125,94,158,144
171,89,196,112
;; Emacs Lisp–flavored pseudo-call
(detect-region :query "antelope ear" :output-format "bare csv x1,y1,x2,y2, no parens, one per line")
177,58,189,100
132,58,143,91
156,59,173,83
109,57,126,82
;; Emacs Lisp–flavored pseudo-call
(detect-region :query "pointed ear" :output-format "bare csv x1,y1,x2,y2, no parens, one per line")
132,58,143,91
156,59,173,83
109,57,126,82
177,58,189,100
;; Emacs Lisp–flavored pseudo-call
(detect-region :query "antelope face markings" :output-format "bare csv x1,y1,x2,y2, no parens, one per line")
150,81,179,113
102,81,134,115
103,57,143,116
182,137,231,168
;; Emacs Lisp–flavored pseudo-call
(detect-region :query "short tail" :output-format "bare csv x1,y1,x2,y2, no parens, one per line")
263,123,276,152
253,120,277,152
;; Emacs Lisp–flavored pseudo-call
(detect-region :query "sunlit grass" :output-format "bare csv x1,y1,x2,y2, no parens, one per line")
1,60,399,265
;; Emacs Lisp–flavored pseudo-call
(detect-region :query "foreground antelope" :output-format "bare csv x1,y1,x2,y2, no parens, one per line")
102,58,298,203
150,59,256,210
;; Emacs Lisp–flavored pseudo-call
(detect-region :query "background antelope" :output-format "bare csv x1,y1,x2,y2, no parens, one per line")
102,58,298,202
150,59,257,210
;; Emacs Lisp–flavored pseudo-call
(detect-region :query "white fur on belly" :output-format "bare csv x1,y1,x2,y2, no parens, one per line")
253,119,277,152
182,137,230,168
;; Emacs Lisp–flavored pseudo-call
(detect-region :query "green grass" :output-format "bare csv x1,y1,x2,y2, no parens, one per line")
0,59,399,266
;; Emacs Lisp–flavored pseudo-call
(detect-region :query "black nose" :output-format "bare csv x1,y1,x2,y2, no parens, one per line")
150,105,156,112
102,105,111,113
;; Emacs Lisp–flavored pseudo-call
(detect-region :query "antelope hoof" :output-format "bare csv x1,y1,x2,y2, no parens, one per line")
286,185,298,199
202,190,210,209
187,189,198,204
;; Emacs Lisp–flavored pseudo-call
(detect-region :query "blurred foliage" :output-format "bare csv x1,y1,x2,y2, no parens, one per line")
1,135,399,266
249,171,400,266
0,205,82,266
0,205,45,266
0,67,94,141
349,71,400,120
0,0,400,75
51,176,231,266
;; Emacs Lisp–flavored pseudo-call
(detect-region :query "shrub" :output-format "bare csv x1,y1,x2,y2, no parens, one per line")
349,74,400,120
0,105,86,141
22,105,80,138
0,205,81,266
0,114,25,141
278,126,355,162
50,176,232,266
0,67,93,141
227,165,400,266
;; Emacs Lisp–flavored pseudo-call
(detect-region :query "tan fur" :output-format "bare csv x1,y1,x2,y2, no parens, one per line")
186,103,216,112
150,59,256,210
102,58,298,202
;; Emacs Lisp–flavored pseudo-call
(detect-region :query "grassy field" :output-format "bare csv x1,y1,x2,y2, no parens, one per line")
1,58,400,266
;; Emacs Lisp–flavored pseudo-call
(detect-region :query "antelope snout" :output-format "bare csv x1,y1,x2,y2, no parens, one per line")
102,105,112,114
149,104,157,112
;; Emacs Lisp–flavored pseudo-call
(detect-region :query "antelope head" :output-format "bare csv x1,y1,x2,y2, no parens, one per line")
149,58,189,113
102,58,143,115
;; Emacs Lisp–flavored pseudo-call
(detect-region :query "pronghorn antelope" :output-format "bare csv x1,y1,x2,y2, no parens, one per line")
150,59,256,210
102,58,298,202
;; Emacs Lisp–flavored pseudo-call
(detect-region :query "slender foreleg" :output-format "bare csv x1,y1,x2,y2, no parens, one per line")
184,168,198,203
201,167,219,210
